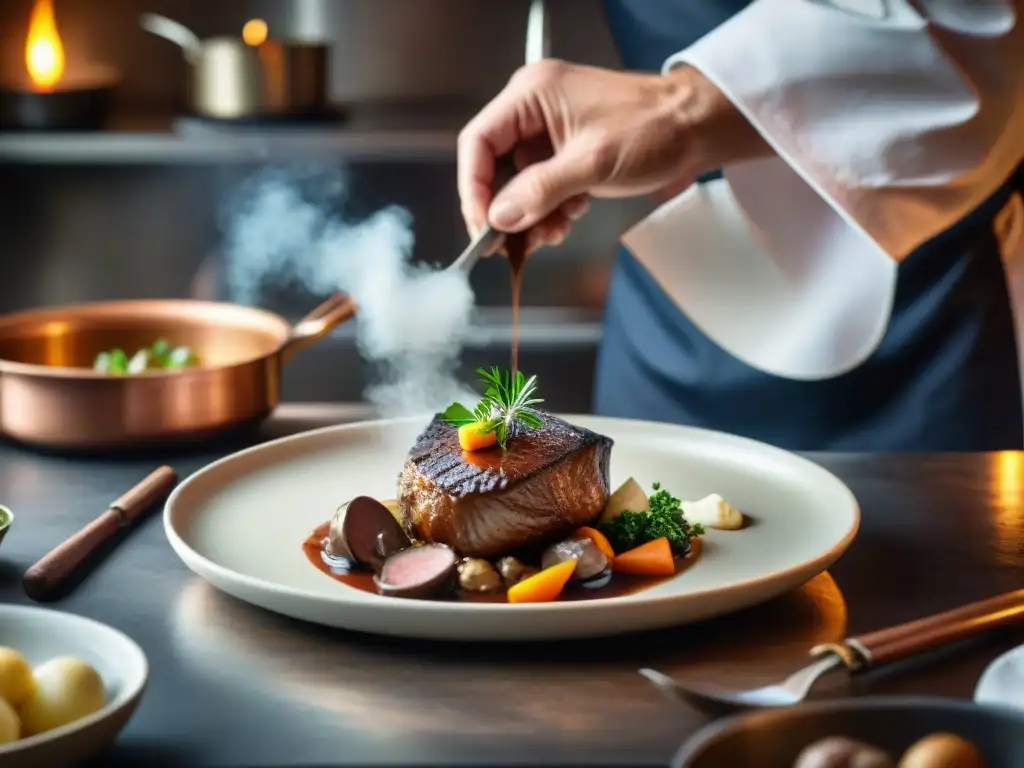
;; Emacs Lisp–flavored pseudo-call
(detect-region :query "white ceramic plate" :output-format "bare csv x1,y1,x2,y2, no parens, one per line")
164,415,860,641
0,606,148,768
975,644,1024,711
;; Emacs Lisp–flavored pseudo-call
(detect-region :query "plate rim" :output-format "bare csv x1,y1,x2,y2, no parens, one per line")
0,604,149,755
164,413,860,617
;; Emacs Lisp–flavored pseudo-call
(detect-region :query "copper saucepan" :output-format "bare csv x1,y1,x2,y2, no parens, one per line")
0,294,355,449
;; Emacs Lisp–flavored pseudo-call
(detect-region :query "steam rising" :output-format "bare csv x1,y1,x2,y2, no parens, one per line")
219,165,476,416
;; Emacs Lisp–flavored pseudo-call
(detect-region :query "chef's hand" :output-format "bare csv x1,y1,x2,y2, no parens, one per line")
458,60,769,253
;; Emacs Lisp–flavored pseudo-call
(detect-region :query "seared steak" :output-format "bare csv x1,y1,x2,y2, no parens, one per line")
397,413,612,558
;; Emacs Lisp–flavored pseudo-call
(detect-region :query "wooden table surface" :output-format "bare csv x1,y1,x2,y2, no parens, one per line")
0,406,1023,766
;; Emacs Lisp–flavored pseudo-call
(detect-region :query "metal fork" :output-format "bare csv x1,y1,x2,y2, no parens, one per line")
641,587,1024,715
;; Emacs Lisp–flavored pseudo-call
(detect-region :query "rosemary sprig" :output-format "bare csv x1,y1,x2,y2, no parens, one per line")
441,367,545,449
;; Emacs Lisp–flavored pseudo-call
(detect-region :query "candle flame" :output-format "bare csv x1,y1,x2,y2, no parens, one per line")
242,18,268,47
25,0,65,91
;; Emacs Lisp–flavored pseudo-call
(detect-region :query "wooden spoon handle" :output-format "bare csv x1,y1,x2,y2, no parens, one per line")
848,588,1024,667
22,466,177,600
22,511,122,599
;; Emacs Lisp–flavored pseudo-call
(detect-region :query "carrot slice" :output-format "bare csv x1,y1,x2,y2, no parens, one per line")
613,537,675,576
575,526,616,559
458,422,498,451
507,560,577,603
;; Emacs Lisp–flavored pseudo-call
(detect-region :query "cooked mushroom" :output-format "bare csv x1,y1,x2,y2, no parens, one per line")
327,496,411,570
794,737,895,768
541,536,609,581
375,543,458,599
458,558,503,593
497,556,538,587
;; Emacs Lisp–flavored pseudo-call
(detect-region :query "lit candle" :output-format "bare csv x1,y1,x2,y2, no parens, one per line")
25,0,65,92
1,0,120,131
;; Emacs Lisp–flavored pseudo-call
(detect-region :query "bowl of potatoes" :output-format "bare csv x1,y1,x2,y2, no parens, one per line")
673,696,1024,768
0,605,147,768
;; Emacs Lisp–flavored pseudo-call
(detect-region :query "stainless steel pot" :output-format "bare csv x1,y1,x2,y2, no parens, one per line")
140,13,328,119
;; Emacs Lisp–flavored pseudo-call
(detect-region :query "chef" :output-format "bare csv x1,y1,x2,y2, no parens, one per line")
457,0,1024,451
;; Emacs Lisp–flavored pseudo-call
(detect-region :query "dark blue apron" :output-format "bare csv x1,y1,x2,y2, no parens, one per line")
594,0,1024,451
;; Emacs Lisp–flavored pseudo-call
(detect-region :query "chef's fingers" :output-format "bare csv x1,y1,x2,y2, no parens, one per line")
493,193,588,257
563,195,591,222
523,195,589,254
513,135,554,172
477,137,556,256
457,79,549,237
487,140,599,232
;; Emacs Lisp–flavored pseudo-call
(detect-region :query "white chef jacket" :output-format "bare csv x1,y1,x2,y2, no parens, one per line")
621,0,1024,381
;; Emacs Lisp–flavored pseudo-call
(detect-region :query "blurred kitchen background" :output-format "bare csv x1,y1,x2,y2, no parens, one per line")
0,0,650,412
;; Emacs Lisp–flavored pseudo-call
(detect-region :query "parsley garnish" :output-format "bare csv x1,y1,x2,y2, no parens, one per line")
599,481,704,555
441,367,545,449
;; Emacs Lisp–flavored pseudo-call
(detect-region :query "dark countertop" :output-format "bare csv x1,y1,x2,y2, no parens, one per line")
1,407,1023,767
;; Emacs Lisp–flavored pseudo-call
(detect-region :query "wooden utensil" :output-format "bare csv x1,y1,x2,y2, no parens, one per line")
22,465,178,601
847,588,1024,665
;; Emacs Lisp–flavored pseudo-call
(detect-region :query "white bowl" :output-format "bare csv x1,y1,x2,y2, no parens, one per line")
0,605,148,768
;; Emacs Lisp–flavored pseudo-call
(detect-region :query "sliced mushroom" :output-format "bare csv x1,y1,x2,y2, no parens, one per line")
497,556,538,588
375,544,458,599
458,558,503,593
541,536,609,581
327,496,411,570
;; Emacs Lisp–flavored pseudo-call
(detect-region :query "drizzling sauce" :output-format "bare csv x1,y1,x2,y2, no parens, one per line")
506,232,527,378
302,521,701,603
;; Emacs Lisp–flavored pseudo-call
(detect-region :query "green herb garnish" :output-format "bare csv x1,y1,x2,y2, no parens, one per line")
441,367,545,449
93,339,199,375
599,481,704,555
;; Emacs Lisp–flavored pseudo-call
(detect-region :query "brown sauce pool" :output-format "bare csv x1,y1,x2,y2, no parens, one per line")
302,522,701,603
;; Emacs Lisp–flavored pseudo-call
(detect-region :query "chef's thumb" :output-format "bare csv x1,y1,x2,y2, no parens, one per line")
488,148,595,232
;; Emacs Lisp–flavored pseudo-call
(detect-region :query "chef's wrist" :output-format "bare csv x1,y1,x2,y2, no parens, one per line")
663,64,770,175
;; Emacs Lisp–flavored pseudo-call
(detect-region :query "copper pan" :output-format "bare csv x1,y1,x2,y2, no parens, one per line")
0,293,356,450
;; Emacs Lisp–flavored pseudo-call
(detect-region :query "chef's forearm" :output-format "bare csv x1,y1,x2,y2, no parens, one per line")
662,0,1024,260
664,64,772,176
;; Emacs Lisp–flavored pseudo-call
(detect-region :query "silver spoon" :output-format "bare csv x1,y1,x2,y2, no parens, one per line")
640,587,1024,714
450,0,549,277
449,156,520,276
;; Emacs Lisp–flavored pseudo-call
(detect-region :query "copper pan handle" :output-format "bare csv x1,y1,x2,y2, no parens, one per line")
279,293,356,362
838,588,1024,669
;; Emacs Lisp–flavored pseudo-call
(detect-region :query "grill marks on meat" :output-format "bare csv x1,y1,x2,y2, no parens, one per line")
397,413,613,558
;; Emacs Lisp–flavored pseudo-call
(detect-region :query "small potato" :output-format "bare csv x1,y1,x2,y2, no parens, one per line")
19,657,105,736
598,477,649,525
794,736,896,768
0,697,19,744
898,733,986,768
0,647,34,707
